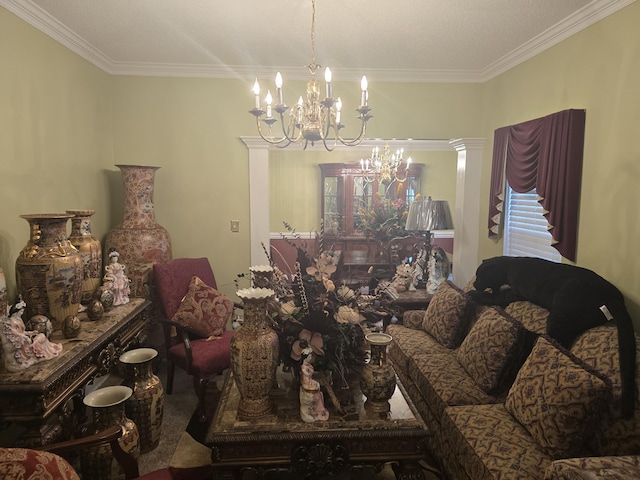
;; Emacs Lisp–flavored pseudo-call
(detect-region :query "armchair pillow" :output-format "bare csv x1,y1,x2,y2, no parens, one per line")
457,307,535,395
505,336,612,459
171,276,234,338
421,280,472,348
0,448,80,480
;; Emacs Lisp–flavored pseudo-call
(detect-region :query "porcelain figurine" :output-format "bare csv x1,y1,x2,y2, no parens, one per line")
426,246,451,294
299,357,329,423
0,305,63,372
103,250,131,306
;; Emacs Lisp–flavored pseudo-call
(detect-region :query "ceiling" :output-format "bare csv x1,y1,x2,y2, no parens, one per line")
1,0,634,82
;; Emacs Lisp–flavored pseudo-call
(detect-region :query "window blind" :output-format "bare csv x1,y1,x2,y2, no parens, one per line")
503,186,561,262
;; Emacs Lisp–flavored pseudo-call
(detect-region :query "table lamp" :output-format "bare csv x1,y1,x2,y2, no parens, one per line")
404,196,454,284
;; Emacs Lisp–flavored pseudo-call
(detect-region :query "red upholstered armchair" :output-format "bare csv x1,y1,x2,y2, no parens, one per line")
153,258,235,422
0,426,212,480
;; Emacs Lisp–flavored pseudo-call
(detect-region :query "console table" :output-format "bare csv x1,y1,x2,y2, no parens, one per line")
0,298,151,447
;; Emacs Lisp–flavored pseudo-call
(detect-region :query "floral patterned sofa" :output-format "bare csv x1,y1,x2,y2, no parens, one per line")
387,280,640,480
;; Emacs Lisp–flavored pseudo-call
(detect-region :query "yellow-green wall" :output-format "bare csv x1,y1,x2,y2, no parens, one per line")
0,7,114,297
478,1,640,326
2,3,640,328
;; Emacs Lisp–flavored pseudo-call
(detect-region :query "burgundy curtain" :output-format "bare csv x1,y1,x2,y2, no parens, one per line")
487,109,586,261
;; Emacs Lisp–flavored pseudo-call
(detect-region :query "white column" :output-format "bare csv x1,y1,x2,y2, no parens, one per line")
241,137,270,266
450,138,485,289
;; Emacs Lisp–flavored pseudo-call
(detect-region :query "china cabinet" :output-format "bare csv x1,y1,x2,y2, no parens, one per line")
320,163,423,252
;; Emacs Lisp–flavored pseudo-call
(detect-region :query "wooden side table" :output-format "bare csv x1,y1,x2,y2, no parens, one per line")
392,289,433,311
381,288,433,327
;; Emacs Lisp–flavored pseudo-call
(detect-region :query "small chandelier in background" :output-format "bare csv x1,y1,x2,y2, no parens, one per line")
360,143,412,184
249,0,372,151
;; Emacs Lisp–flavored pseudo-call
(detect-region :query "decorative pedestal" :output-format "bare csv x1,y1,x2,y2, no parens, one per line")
67,209,103,304
81,385,140,480
15,214,83,330
231,288,279,418
119,348,164,453
104,165,172,299
360,332,396,412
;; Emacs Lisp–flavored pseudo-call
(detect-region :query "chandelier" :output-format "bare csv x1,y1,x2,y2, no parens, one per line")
360,143,412,184
249,0,372,151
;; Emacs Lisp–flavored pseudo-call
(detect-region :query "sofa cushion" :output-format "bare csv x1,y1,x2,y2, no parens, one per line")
387,324,451,374
545,456,640,480
171,276,234,338
421,281,472,348
442,403,552,480
408,353,498,420
570,325,640,456
457,307,535,395
504,300,549,334
505,336,612,459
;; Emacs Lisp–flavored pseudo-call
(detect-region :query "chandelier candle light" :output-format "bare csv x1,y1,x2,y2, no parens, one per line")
361,143,412,184
249,0,372,150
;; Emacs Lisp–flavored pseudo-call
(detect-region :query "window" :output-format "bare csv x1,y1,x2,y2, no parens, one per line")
503,185,561,262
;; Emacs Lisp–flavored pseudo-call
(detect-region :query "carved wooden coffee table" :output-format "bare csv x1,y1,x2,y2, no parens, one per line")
205,367,429,479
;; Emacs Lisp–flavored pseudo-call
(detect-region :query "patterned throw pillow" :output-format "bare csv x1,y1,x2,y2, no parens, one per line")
456,307,534,395
505,336,612,459
0,448,80,480
421,281,472,348
171,276,234,338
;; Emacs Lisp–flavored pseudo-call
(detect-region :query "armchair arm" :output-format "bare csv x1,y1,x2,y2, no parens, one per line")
38,426,140,480
160,319,195,371
402,309,426,330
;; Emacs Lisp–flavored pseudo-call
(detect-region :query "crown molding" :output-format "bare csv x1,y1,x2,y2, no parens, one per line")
2,0,634,83
480,0,636,81
240,137,457,152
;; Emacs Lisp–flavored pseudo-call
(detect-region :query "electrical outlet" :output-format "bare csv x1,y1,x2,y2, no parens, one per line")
230,220,240,233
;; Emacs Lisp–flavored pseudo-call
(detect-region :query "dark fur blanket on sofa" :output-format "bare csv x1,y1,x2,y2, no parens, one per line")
470,256,636,417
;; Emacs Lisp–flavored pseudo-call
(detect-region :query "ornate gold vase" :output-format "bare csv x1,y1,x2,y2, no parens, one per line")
231,288,279,418
360,332,396,412
250,265,274,288
67,209,103,304
81,385,140,480
104,165,172,298
119,348,164,453
15,214,83,330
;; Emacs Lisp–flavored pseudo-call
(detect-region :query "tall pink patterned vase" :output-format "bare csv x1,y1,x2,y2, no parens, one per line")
104,165,172,299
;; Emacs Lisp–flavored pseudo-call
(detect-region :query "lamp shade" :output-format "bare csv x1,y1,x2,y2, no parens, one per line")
405,197,453,232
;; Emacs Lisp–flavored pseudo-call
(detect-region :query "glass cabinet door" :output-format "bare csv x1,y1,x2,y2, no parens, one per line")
323,175,343,234
352,176,374,235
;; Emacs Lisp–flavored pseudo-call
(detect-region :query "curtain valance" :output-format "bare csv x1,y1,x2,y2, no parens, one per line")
487,109,586,261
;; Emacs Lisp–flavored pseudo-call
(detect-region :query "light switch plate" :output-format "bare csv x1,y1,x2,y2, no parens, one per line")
230,220,240,232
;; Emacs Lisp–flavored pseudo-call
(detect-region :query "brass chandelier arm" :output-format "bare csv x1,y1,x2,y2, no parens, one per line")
253,116,293,149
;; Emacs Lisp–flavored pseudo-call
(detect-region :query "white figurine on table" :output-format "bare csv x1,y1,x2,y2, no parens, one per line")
0,297,62,373
103,250,131,306
299,355,329,423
